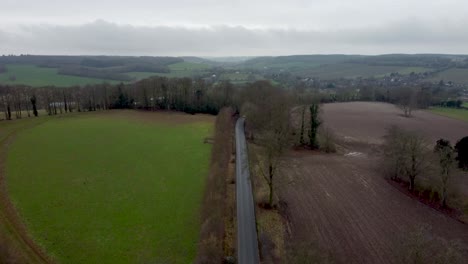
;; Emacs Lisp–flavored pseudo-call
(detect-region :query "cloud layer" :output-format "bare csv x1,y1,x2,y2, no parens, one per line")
1,19,468,56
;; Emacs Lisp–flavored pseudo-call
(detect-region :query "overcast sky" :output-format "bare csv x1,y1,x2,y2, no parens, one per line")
1,0,467,56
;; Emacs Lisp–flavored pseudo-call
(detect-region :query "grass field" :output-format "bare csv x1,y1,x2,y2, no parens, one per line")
4,111,213,263
298,64,431,79
0,65,121,87
0,62,212,87
429,68,468,84
127,62,213,79
428,107,468,122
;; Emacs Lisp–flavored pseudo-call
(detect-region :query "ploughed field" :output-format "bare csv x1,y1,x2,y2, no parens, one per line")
279,102,468,263
3,111,213,263
322,102,468,144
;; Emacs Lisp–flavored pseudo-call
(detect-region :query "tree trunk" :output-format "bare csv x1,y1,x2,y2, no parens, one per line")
409,176,415,192
300,106,305,145
442,188,447,208
33,102,38,117
25,100,30,117
268,164,274,207
7,104,11,120
64,92,68,113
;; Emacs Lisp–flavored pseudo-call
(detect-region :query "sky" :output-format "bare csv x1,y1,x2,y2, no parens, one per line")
1,0,468,56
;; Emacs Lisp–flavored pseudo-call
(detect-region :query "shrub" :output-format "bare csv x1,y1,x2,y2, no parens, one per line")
319,127,337,153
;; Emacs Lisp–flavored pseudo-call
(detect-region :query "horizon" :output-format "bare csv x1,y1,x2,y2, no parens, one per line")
1,1,468,56
2,53,468,58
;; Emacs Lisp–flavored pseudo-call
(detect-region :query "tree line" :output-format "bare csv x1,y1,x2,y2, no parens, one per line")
383,127,468,207
0,77,236,120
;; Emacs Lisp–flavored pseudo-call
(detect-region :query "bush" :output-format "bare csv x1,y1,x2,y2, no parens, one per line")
194,108,234,263
319,127,337,153
398,225,463,264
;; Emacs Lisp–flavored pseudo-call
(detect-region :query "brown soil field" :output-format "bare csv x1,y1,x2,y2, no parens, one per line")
279,102,468,264
322,102,468,144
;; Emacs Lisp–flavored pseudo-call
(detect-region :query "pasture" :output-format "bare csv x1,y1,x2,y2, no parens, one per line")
429,68,468,84
297,64,431,79
4,111,214,263
127,62,212,79
279,102,468,263
429,107,468,122
0,62,212,87
0,65,120,87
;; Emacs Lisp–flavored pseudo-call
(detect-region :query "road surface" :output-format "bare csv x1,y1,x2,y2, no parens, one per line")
236,118,260,264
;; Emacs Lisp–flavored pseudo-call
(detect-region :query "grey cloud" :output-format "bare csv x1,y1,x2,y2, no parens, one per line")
1,20,468,56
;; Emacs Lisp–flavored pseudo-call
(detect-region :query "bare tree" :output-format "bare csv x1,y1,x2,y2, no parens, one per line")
404,131,430,191
382,126,430,191
394,87,419,117
383,126,407,181
242,81,292,207
299,106,306,146
308,103,321,149
434,139,455,207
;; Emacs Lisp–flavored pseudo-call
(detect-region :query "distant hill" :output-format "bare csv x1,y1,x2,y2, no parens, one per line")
0,55,214,87
239,54,468,81
2,54,468,87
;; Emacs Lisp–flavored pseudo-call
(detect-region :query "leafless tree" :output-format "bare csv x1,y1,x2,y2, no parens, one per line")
242,81,292,207
382,126,431,191
394,87,419,117
434,139,456,207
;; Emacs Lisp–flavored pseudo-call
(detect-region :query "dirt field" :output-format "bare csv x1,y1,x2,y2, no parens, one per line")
279,102,468,263
322,102,468,144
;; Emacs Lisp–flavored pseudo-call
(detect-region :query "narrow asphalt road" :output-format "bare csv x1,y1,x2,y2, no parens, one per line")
236,118,260,264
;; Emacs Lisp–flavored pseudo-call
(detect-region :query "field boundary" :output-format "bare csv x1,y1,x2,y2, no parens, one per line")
195,107,236,263
427,107,468,123
0,119,53,264
385,178,467,224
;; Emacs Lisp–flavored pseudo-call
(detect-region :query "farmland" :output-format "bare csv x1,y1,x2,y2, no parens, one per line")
0,65,120,87
241,55,434,79
3,111,214,263
0,61,213,87
296,64,431,79
429,68,468,84
429,107,468,122
145,61,212,78
279,102,468,263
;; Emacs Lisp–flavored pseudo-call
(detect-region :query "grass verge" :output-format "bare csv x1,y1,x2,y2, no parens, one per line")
195,107,236,263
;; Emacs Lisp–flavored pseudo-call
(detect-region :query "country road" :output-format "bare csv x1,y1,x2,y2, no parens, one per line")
235,118,260,264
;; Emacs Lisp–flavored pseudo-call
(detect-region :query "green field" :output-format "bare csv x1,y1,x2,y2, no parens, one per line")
126,71,161,80
0,65,121,87
298,64,431,79
126,62,212,79
429,107,468,122
0,62,212,87
429,68,468,84
5,111,213,263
